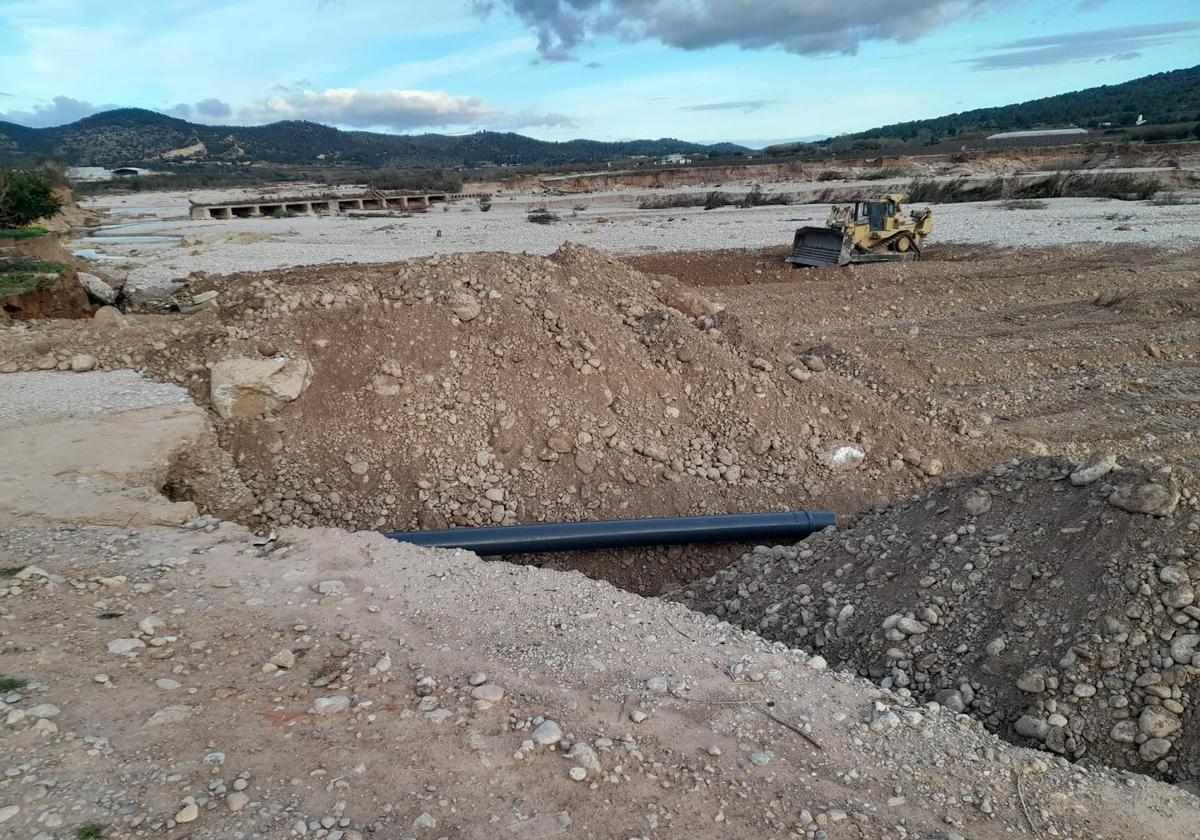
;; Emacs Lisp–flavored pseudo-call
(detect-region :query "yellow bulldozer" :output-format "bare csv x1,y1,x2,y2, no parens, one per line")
786,194,933,267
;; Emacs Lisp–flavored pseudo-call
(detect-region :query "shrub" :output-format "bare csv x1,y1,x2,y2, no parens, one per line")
368,168,462,193
527,208,560,224
999,199,1049,210
0,256,67,297
816,169,842,181
0,170,63,228
0,225,49,239
478,196,492,212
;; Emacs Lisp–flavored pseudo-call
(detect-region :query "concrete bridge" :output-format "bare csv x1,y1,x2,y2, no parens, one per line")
189,190,489,220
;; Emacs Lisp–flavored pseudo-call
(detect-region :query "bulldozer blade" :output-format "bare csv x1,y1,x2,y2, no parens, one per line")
785,226,848,268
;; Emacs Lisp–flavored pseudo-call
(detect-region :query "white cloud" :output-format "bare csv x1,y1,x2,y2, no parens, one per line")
0,95,113,126
227,88,571,131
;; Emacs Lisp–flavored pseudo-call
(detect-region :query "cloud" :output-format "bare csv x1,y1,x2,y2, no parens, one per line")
1,88,572,133
477,0,990,60
969,22,1200,70
1075,0,1108,9
194,98,232,118
229,88,572,131
680,99,777,113
0,95,114,127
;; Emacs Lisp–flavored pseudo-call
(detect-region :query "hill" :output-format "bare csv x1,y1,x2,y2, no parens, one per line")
0,108,751,169
765,65,1200,156
844,65,1200,142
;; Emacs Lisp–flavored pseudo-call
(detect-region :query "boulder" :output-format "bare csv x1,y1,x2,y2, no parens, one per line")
1070,452,1117,486
78,272,118,304
1108,480,1179,516
210,357,312,420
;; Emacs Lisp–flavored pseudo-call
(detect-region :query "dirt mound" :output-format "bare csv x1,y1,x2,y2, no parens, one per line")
0,245,991,591
670,456,1200,782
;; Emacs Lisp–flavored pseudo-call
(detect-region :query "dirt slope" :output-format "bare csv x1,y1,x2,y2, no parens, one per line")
671,456,1200,783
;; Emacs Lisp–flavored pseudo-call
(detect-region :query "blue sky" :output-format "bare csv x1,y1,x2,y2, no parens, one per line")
0,0,1197,146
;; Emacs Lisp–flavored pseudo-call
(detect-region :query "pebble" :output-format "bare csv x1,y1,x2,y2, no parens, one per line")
226,792,250,812
107,638,145,655
175,802,199,823
568,767,587,781
312,696,351,714
470,684,505,703
531,720,563,745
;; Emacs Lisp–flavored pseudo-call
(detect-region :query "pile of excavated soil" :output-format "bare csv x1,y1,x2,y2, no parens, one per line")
670,455,1200,783
0,245,1001,592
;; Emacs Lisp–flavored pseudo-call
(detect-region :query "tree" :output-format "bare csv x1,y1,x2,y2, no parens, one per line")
0,170,62,228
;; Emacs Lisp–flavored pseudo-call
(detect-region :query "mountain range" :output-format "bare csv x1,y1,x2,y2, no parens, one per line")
1,65,1197,171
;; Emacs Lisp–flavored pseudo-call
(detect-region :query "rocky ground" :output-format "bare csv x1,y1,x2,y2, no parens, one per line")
671,455,1200,784
2,373,1199,839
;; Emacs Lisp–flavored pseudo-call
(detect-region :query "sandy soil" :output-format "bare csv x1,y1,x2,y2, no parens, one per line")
73,181,1200,306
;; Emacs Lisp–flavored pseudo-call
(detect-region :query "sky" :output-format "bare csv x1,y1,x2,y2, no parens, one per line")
0,0,1197,147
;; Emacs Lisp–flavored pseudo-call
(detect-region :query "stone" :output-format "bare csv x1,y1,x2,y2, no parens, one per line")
630,710,647,723
26,704,60,719
145,706,192,727
567,742,602,772
1110,721,1138,743
1139,738,1172,761
787,366,812,382
69,354,97,372
531,720,563,745
1161,583,1195,609
175,802,199,823
963,489,992,516
467,672,488,686
138,615,166,635
79,272,117,304
1138,707,1182,739
748,751,771,766
820,443,865,472
93,305,127,331
210,356,312,420
1014,715,1049,740
0,805,17,823
316,580,347,596
1016,670,1046,693
896,617,928,636
107,638,145,655
312,696,351,714
271,649,297,670
1070,452,1117,485
450,291,482,322
1169,634,1199,664
470,684,505,703
226,792,250,812
1108,481,1179,516
801,355,826,372
156,678,182,690
568,767,587,781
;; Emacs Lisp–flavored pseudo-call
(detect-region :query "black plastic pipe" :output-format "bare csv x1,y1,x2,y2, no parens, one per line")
384,510,835,555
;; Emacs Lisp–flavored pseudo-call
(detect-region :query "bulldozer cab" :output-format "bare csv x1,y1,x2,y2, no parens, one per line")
861,199,892,231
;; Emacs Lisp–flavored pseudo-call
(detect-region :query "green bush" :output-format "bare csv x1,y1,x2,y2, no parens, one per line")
0,170,62,228
368,168,463,193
